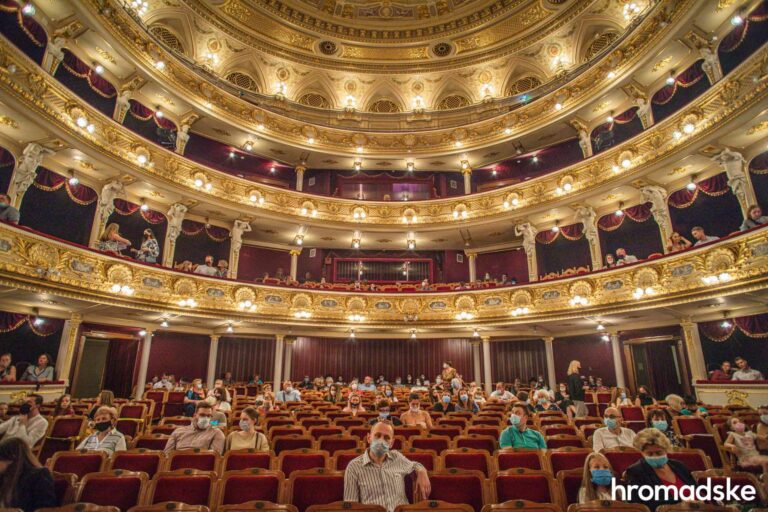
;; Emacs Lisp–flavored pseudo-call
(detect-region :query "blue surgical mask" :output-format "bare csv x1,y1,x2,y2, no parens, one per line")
385,390,392,396
644,455,668,468
537,399,546,405
680,408,691,416
460,395,468,401
379,412,390,419
239,420,251,432
197,417,211,429
652,420,668,431
590,469,613,487
604,418,618,430
442,396,451,404
370,439,389,458
761,414,768,424
620,393,627,400
509,414,521,426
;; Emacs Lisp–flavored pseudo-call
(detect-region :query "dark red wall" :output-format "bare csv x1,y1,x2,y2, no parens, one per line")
238,245,291,280
443,251,469,283
490,339,548,383
476,248,529,283
215,337,275,383
290,337,473,382
297,248,326,281
553,334,617,386
147,332,210,382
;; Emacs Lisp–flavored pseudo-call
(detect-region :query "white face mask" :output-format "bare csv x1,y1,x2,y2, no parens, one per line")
410,405,420,413
285,386,293,393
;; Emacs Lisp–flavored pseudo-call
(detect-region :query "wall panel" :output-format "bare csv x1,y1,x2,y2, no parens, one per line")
215,337,275,383
490,339,548,383
146,332,210,382
553,334,617,386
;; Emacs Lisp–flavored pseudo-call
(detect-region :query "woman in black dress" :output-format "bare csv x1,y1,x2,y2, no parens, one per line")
0,437,57,511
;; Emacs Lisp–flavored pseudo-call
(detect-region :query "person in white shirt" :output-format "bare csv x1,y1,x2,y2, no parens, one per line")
276,380,301,402
0,394,48,447
206,379,232,403
615,248,638,265
489,382,515,403
76,406,126,455
691,226,719,246
153,374,174,390
732,356,764,381
592,407,636,452
193,255,218,276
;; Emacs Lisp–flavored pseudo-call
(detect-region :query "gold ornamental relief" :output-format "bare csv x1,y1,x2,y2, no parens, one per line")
221,0,252,22
25,242,59,270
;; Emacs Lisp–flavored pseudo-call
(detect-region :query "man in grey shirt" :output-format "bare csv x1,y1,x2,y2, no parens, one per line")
275,380,301,402
741,205,768,231
344,421,431,512
0,394,48,447
0,194,19,224
193,255,218,276
691,226,719,246
732,356,764,381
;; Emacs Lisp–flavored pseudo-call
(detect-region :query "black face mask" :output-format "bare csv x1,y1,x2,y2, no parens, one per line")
94,421,112,432
19,403,32,415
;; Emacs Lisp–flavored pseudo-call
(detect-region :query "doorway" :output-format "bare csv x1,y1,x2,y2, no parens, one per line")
628,339,686,399
71,337,109,398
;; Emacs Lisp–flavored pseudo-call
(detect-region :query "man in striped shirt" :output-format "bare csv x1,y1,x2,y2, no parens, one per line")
344,421,431,512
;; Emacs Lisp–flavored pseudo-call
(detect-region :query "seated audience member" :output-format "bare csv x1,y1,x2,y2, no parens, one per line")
249,374,264,385
175,260,194,272
88,390,115,420
500,403,546,449
205,396,228,427
208,386,231,413
131,228,160,263
275,267,286,280
709,360,733,381
555,382,576,418
433,391,456,413
724,416,768,474
207,379,232,404
455,389,479,413
0,437,57,511
276,380,301,402
344,421,431,511
382,384,398,403
664,394,685,416
741,204,768,231
226,407,269,451
164,402,225,454
515,391,536,415
534,390,560,412
20,353,54,382
184,379,206,416
0,403,8,421
0,193,19,224
732,356,764,381
667,232,692,252
370,399,402,427
578,452,616,503
153,373,174,390
96,222,131,254
681,395,707,417
216,259,229,278
0,353,16,382
593,406,636,451
400,393,433,429
594,377,608,391
52,394,74,417
77,406,126,455
625,428,696,511
0,394,48,447
258,394,278,414
615,247,638,265
604,254,616,268
634,385,657,407
614,387,633,407
757,405,767,452
343,394,366,415
325,385,342,404
358,376,377,392
691,226,719,246
222,371,234,386
194,255,218,276
647,408,680,448
298,376,314,390
489,382,515,403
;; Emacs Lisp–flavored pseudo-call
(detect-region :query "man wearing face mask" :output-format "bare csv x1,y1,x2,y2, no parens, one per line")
344,421,431,512
77,406,126,455
592,406,636,452
343,394,366,415
164,402,225,454
369,400,402,426
276,380,301,402
358,376,377,392
0,394,47,447
0,194,19,224
499,403,546,449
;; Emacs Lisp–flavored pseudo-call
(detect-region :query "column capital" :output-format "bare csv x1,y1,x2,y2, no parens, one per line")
470,339,482,346
284,337,295,346
275,334,285,342
290,249,302,256
68,312,83,324
480,335,491,343
542,336,554,343
464,251,477,259
210,334,220,342
461,167,473,175
295,165,307,174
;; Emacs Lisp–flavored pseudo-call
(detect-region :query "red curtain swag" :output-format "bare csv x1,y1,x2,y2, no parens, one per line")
535,222,584,244
0,147,14,168
719,2,768,53
591,107,639,137
180,219,230,242
652,60,706,105
749,150,768,175
0,0,47,46
128,100,177,131
33,167,98,205
0,312,64,336
113,198,167,224
597,202,653,231
60,49,117,98
667,172,730,209
700,312,768,341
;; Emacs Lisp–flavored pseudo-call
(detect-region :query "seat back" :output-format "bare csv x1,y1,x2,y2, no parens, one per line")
427,469,487,512
601,447,643,477
222,449,275,472
119,403,147,420
286,469,346,512
692,469,766,505
686,434,724,468
395,502,474,512
37,505,120,512
430,427,463,439
567,502,652,511
110,449,165,478
409,435,451,454
48,450,108,479
116,418,144,438
50,416,87,438
674,416,709,436
278,449,330,477
667,448,712,472
402,448,438,471
545,435,584,449
216,469,286,506
273,435,314,455
123,503,209,512
546,447,591,475
394,427,423,439
619,406,645,422
481,501,562,512
167,449,220,472
52,471,77,506
306,502,386,512
555,468,583,507
455,435,497,454
442,448,494,477
309,427,345,440
491,469,557,506
76,469,148,511
133,435,171,450
496,448,543,471
331,448,366,471
317,435,361,456
148,469,216,506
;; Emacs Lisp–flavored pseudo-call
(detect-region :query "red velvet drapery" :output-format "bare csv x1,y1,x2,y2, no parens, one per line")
667,173,730,209
60,49,116,98
597,203,653,231
33,167,98,205
128,100,177,130
699,313,768,341
652,60,706,105
535,222,584,244
0,312,64,336
180,219,230,242
113,198,166,224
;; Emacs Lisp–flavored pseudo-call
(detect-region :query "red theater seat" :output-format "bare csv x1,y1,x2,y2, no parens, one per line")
545,435,585,449
273,435,314,455
409,435,451,454
307,503,386,512
396,501,474,512
219,503,298,512
222,449,275,472
52,471,77,506
567,501,650,511
309,427,345,440
133,435,171,451
666,448,712,472
76,470,148,511
496,448,543,471
147,470,216,507
48,450,108,480
167,449,219,472
317,435,361,455
331,448,366,470
455,435,497,454
555,468,583,507
546,447,591,475
491,469,558,507
110,449,166,478
402,448,438,471
442,448,495,477
127,504,209,512
428,469,487,512
215,469,286,506
482,502,562,512
285,469,345,512
278,449,330,477
601,447,643,477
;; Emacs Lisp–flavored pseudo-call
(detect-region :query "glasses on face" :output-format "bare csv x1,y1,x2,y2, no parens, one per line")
605,414,619,419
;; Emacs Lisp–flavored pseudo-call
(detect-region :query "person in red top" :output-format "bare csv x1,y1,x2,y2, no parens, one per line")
709,360,733,381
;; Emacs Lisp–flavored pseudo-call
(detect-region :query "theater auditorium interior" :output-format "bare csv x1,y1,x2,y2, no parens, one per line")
0,0,766,510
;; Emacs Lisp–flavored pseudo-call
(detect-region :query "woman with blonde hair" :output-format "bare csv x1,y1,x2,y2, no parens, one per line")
97,222,131,254
88,390,114,420
566,360,587,417
664,393,685,415
578,452,616,503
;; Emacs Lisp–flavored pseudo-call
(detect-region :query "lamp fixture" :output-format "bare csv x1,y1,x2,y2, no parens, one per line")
294,234,305,246
621,158,632,169
177,298,197,308
607,71,616,79
511,307,530,317
666,72,676,85
606,111,614,123
601,334,610,342
238,299,256,312
455,311,474,321
155,106,164,119
110,283,135,296
160,319,169,328
673,130,682,140
615,202,624,217
686,176,698,191
93,63,105,75
243,141,254,152
406,161,415,172
294,310,312,319
154,60,166,70
569,295,589,306
596,323,605,331
348,313,366,322
31,308,43,326
472,328,479,337
554,102,563,110
683,122,695,134
140,198,149,211
406,232,416,250
21,2,35,15
552,221,560,233
138,329,147,337
353,160,362,172
532,156,539,163
701,272,732,285
351,231,361,249
226,323,234,333
349,329,356,338
410,329,417,339
67,169,79,186
633,287,656,299
730,13,744,25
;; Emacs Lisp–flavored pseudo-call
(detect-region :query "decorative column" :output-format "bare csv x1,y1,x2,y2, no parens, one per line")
570,119,593,158
289,249,301,280
283,338,294,382
295,165,306,192
162,203,188,267
461,167,472,195
176,124,191,154
55,313,82,387
640,185,674,253
134,329,153,399
466,252,477,283
514,222,538,282
471,340,482,383
481,336,492,394
609,332,626,389
206,335,220,389
543,337,556,390
229,220,252,279
699,45,723,83
681,320,707,385
88,180,125,248
8,143,48,207
575,206,602,270
42,36,65,75
114,88,132,123
273,334,285,389
713,149,755,218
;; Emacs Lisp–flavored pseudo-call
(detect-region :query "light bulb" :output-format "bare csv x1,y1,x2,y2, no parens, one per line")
160,320,169,328
666,75,675,85
94,64,105,75
731,14,743,26
686,182,697,191
111,284,121,293
68,176,79,186
155,60,165,70
76,116,88,127
226,324,233,333
621,159,631,168
155,109,164,119
555,102,563,110
673,130,682,140
138,329,147,336
140,203,149,211
615,208,624,216
204,182,212,191
552,225,560,232
194,178,204,187
136,154,148,165
683,122,695,134
22,3,35,15
307,137,315,144
607,71,616,79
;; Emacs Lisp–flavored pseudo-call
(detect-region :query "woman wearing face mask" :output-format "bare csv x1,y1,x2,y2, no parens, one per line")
226,407,269,451
132,229,160,263
77,406,126,455
88,390,114,420
0,437,57,511
635,385,657,407
613,387,633,407
554,382,576,419
400,393,433,428
724,417,768,475
382,384,398,403
184,378,206,416
405,374,413,386
432,391,456,413
578,452,616,503
625,428,696,511
533,390,560,412
325,385,342,403
454,388,479,413
647,409,680,448
342,394,366,415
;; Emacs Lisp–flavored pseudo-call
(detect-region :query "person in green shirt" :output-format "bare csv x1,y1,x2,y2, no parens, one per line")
499,403,546,449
